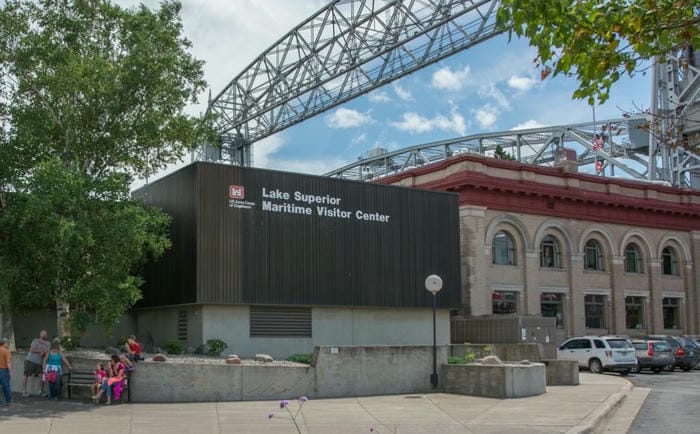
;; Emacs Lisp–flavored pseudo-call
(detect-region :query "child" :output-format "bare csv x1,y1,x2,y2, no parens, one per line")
91,363,107,403
118,354,135,373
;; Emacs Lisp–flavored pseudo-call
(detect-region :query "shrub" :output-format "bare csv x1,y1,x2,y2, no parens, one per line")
60,336,80,351
115,336,128,347
447,356,464,365
206,339,228,357
286,353,312,364
162,340,184,355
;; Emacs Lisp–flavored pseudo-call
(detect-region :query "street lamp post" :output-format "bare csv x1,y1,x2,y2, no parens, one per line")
425,274,443,387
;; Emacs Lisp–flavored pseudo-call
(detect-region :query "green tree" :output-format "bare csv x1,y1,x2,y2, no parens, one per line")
0,161,171,334
497,0,700,105
494,144,516,161
0,0,214,337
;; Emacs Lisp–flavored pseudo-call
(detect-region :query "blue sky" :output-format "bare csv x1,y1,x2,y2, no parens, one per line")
117,1,653,182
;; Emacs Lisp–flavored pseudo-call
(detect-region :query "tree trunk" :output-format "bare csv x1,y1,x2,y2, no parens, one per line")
0,308,16,351
56,301,70,338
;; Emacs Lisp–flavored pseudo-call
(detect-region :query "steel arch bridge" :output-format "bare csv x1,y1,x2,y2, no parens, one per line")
199,0,700,188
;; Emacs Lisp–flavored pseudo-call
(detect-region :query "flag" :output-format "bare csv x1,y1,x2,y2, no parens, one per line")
595,160,603,173
593,137,603,151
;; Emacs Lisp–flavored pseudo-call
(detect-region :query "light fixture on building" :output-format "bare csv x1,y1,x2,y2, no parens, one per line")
425,274,443,387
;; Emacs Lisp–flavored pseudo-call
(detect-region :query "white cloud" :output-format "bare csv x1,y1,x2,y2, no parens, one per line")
431,66,471,92
253,134,347,174
511,119,545,130
507,75,537,92
325,108,373,129
390,106,467,136
351,132,367,145
392,82,414,101
368,91,391,103
474,105,499,129
252,133,286,168
478,83,510,109
390,112,433,134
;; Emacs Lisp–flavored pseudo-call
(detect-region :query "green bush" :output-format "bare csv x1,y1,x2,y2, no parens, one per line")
60,336,80,351
447,356,464,365
162,340,184,355
206,339,228,357
287,353,313,364
115,336,128,347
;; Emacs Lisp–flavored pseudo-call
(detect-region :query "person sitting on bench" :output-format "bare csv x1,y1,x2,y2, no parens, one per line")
92,355,126,405
124,335,144,362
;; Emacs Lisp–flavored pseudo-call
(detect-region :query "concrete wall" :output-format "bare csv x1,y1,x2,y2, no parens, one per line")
9,345,449,402
313,345,448,398
135,305,203,350
12,310,135,349
200,305,451,359
440,363,546,399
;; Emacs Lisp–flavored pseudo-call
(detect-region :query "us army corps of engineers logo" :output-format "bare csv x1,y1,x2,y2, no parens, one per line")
228,185,255,209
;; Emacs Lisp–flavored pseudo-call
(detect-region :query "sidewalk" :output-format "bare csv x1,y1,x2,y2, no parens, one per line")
0,373,641,434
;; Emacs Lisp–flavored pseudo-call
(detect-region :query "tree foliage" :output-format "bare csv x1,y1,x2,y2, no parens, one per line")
0,0,213,334
497,0,700,105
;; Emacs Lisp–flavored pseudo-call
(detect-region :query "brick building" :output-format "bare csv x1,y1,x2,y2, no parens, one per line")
381,154,700,340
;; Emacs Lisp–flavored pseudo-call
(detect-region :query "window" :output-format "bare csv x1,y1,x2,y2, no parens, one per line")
540,292,564,328
662,247,679,276
492,291,518,314
493,231,517,265
584,294,606,329
578,339,592,349
584,240,604,271
540,235,562,268
625,296,646,329
624,243,644,273
663,297,681,329
593,339,605,349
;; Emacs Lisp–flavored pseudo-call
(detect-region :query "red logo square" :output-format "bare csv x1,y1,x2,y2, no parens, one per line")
229,185,245,199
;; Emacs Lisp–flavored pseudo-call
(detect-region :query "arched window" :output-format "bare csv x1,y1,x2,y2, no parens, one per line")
493,230,517,265
584,240,604,271
662,247,679,276
540,235,561,268
624,243,644,273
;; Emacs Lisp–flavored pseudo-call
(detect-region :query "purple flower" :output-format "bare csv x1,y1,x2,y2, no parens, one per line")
298,396,309,402
267,412,275,419
279,400,289,409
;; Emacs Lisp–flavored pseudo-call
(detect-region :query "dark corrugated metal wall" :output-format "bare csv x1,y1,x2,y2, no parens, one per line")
133,165,197,307
195,163,461,309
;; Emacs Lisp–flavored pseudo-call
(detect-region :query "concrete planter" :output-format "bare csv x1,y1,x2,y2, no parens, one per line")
440,362,547,399
542,359,579,386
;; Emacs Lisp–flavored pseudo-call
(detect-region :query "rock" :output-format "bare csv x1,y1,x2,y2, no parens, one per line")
225,354,240,359
225,357,242,365
194,344,208,355
480,355,503,365
152,354,167,362
520,360,531,365
255,353,274,363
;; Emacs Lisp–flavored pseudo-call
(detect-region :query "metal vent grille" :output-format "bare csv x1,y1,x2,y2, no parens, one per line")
177,310,188,342
250,306,312,337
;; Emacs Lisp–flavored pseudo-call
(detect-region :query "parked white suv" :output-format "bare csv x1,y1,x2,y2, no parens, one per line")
556,336,637,375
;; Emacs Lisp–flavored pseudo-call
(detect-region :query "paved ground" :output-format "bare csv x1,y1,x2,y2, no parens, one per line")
0,373,633,434
625,368,700,434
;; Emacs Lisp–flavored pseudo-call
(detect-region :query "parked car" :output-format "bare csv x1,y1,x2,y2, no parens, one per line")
640,335,700,371
630,339,675,373
557,336,637,375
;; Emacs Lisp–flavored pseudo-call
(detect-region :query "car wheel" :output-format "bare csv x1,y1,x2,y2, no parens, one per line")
665,365,675,372
620,370,630,376
652,368,661,373
682,366,691,372
589,358,603,374
630,364,639,374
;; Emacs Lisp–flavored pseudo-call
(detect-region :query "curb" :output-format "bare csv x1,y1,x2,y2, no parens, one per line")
566,392,627,434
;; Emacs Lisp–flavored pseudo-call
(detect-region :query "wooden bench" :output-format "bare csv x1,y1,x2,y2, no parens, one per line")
62,370,131,402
